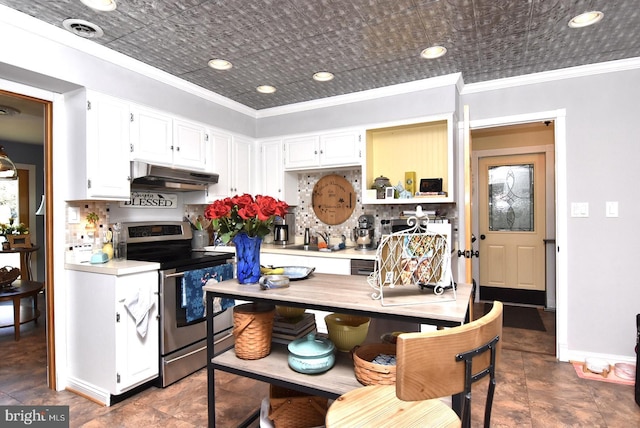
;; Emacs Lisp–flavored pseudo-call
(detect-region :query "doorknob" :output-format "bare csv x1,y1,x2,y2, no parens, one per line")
480,234,486,240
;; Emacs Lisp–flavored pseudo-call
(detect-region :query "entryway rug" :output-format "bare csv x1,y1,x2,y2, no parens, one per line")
485,303,546,331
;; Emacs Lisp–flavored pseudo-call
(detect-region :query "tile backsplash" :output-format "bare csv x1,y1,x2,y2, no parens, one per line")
66,168,454,247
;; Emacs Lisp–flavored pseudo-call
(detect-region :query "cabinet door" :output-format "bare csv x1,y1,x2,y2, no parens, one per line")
207,130,232,199
261,140,283,198
232,136,253,195
130,105,173,166
284,135,320,169
320,130,361,167
173,119,206,170
115,272,159,393
85,93,131,200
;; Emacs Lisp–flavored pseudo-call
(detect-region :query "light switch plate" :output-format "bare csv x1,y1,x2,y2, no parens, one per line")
606,201,619,217
571,202,589,217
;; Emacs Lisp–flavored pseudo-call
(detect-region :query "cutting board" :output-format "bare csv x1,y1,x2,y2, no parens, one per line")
312,174,356,225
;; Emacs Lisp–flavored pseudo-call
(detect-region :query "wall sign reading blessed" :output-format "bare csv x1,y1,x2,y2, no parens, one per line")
120,192,178,208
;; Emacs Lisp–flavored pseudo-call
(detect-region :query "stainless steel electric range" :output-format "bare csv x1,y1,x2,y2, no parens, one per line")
123,221,234,387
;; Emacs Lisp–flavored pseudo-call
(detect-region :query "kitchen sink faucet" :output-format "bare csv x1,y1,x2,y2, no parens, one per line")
316,231,330,246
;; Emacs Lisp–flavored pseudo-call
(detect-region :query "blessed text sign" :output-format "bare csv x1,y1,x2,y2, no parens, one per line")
120,192,178,208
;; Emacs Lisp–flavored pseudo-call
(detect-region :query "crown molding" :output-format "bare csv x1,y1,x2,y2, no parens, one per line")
461,57,640,94
0,6,256,117
256,73,463,118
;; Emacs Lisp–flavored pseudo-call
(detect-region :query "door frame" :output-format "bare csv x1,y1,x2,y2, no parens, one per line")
458,108,568,360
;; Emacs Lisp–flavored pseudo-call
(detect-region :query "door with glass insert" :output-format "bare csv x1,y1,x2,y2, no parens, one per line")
479,154,545,292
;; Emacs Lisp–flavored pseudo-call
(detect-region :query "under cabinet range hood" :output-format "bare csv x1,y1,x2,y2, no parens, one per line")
130,161,219,191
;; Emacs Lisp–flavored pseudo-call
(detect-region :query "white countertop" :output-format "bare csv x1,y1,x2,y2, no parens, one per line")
65,259,161,276
64,241,375,277
206,242,377,261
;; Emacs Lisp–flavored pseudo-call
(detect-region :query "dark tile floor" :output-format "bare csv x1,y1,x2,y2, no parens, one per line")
1,296,639,427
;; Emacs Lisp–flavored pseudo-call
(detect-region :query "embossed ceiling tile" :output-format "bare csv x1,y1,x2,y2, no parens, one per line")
118,0,204,25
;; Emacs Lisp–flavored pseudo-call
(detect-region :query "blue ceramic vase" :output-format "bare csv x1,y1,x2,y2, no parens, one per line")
233,232,262,284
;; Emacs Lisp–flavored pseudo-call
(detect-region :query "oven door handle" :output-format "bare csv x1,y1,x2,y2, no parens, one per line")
162,332,233,365
163,272,185,279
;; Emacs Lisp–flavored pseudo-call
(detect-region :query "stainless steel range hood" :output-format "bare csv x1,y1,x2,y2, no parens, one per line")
130,161,219,192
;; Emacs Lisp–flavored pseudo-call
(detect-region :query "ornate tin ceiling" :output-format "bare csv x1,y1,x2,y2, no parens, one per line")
1,0,639,110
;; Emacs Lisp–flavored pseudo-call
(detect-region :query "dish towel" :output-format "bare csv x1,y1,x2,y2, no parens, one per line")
182,263,235,323
124,286,155,338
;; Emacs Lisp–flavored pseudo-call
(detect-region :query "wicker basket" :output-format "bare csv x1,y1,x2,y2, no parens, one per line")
0,266,20,288
268,385,328,428
353,343,397,385
233,303,275,360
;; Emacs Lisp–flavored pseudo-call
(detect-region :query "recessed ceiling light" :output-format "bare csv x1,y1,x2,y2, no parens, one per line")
208,59,233,70
257,85,276,94
80,0,117,12
568,11,603,28
420,45,447,59
313,71,334,82
62,19,104,38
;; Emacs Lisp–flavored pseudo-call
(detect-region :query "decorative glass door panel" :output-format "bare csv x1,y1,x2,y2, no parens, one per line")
488,164,534,231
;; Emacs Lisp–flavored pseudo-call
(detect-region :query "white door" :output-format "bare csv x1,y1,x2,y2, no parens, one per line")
478,153,546,293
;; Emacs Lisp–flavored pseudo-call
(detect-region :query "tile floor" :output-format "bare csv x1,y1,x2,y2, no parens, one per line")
1,296,638,427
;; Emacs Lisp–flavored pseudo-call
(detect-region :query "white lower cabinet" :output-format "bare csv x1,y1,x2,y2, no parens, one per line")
66,270,159,405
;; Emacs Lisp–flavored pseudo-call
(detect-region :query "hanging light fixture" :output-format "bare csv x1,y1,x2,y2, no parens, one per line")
0,146,17,180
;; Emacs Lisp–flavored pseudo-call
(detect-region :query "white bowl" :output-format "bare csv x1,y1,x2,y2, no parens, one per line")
585,357,610,374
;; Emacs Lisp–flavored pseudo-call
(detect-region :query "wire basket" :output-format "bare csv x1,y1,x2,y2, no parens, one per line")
233,303,275,360
268,385,328,428
352,343,397,386
0,266,20,288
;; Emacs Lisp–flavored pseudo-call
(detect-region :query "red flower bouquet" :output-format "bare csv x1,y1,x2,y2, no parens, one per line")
204,194,289,244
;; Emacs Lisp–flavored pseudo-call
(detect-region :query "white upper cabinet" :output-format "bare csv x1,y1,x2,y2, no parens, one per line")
201,131,253,202
129,105,173,166
260,139,298,205
283,129,362,170
66,89,131,201
173,118,207,170
232,136,253,195
130,105,206,170
283,135,320,169
319,130,362,166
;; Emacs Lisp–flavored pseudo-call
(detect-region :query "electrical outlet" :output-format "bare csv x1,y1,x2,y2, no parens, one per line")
385,271,394,283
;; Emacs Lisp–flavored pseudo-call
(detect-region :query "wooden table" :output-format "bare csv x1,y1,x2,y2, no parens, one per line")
204,273,472,427
0,279,44,340
1,245,40,281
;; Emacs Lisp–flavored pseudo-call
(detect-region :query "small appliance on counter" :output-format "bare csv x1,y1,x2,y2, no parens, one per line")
353,214,375,250
274,212,295,245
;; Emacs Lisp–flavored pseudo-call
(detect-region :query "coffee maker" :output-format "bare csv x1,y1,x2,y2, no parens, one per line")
274,213,295,245
353,214,375,250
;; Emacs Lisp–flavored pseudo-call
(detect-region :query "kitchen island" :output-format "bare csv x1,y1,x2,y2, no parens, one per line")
204,273,472,427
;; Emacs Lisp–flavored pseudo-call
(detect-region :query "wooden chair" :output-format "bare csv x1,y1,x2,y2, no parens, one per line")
325,301,503,428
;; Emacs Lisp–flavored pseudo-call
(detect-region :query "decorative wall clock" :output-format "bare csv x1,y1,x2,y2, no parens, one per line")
312,174,355,225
